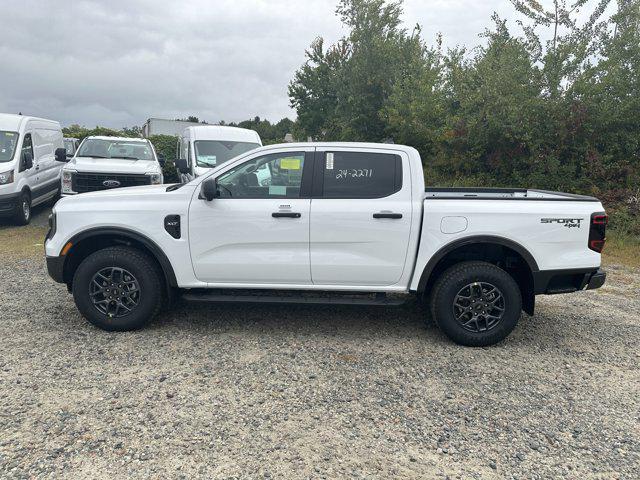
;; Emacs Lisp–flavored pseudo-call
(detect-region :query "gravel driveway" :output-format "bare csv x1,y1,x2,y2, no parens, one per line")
0,225,638,479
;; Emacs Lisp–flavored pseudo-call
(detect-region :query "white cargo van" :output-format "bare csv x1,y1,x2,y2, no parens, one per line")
176,126,262,183
0,113,65,224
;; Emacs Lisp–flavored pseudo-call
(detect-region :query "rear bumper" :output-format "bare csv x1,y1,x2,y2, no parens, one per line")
533,268,606,294
585,268,606,290
46,255,65,284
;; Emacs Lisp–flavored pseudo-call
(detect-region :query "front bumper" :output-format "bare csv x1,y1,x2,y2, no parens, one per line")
46,255,65,284
0,192,20,217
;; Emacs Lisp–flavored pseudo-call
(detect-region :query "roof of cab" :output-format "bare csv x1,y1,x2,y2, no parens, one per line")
85,136,150,142
0,113,61,132
183,125,262,144
251,141,417,153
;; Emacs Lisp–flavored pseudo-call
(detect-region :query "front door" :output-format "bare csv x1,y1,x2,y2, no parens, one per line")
19,132,38,188
310,148,413,286
189,147,314,285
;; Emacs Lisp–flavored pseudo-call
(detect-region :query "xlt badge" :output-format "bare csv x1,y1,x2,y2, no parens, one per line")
164,215,181,238
540,218,583,228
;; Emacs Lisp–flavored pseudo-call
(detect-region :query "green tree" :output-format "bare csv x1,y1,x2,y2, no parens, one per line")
289,0,423,141
148,135,179,183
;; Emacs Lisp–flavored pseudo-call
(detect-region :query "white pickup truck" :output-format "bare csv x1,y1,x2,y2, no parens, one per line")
59,136,164,196
45,143,607,346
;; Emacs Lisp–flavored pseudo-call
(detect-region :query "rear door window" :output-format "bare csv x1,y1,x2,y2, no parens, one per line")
320,151,402,198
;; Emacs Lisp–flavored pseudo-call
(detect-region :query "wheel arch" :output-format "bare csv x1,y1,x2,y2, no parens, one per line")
417,235,539,315
61,227,178,290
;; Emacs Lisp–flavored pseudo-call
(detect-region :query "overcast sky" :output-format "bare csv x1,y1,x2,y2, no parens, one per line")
0,0,613,129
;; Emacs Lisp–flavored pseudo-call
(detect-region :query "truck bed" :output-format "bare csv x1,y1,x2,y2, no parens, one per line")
424,187,599,202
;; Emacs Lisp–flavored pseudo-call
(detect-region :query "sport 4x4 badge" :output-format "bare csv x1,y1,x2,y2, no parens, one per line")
540,218,583,228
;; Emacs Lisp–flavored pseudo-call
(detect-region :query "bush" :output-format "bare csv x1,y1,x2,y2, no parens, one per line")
147,135,179,183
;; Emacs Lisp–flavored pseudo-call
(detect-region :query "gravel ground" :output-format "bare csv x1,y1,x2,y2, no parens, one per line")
0,224,639,479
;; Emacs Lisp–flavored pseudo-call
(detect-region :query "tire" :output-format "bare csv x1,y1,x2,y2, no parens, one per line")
14,192,31,225
429,261,522,347
72,246,164,331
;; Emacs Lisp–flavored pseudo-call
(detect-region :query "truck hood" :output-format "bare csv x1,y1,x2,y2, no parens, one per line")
195,165,213,177
66,156,161,174
67,184,170,199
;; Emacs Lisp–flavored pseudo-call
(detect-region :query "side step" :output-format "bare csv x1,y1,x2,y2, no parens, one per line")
181,290,407,306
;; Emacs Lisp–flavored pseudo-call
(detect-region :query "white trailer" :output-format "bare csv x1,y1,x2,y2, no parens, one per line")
141,118,204,137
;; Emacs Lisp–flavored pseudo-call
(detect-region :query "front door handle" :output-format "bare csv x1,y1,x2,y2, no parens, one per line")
373,212,402,219
272,212,301,218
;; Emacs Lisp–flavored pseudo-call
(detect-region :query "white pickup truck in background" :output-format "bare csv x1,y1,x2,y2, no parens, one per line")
45,142,607,346
58,136,164,195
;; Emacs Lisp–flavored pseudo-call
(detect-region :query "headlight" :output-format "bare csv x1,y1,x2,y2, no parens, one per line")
0,169,14,185
147,172,163,185
47,211,57,240
61,170,75,194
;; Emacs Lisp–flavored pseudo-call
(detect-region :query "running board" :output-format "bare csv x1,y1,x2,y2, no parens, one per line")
181,290,406,306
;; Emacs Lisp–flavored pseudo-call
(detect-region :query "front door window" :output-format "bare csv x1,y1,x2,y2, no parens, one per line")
216,152,305,198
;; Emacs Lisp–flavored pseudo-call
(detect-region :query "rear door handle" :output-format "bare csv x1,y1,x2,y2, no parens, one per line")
373,212,402,219
272,212,301,218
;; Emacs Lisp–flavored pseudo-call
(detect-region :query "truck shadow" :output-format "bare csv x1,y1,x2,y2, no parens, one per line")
152,298,440,339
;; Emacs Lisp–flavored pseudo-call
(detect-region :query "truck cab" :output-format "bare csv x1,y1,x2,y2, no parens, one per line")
45,142,607,346
59,136,164,196
176,125,262,183
0,113,65,225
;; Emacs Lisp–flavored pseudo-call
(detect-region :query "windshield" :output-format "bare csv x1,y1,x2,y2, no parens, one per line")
194,140,260,168
77,138,155,161
0,131,19,163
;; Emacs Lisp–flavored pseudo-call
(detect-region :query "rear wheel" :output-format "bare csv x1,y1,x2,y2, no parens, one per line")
14,192,31,225
430,261,522,346
72,246,163,331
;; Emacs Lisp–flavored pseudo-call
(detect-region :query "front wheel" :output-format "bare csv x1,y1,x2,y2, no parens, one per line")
14,192,31,225
430,261,522,347
72,246,163,331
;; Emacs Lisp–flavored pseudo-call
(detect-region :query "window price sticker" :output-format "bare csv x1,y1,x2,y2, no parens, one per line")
280,157,301,170
326,152,334,170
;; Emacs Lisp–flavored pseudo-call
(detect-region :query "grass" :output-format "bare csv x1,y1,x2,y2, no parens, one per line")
0,223,48,258
602,231,640,269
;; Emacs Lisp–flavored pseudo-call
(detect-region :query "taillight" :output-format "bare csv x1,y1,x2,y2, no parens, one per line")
588,211,607,253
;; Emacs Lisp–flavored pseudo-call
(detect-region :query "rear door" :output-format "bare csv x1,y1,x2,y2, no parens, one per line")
189,146,315,285
310,147,413,286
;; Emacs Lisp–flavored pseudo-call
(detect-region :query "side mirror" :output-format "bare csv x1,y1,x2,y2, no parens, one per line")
201,178,218,201
55,147,68,162
175,158,190,174
22,151,33,170
157,153,165,166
